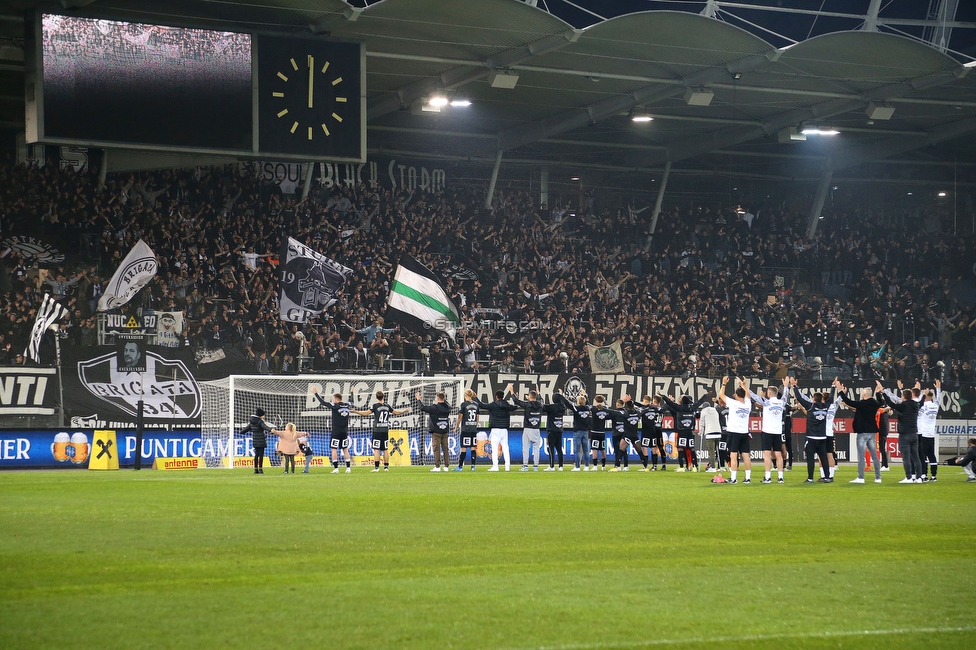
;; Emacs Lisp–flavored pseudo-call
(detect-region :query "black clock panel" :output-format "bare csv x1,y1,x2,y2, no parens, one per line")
256,35,363,160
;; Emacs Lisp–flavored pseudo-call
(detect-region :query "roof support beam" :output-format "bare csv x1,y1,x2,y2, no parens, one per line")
497,49,781,152
637,66,967,168
366,29,581,121
863,0,883,31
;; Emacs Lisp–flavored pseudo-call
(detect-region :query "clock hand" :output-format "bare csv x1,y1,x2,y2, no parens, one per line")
308,55,314,109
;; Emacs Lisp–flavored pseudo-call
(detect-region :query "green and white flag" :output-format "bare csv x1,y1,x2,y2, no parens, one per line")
387,256,460,340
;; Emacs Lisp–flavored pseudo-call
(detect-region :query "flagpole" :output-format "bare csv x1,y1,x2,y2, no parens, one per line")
135,374,144,471
52,324,65,428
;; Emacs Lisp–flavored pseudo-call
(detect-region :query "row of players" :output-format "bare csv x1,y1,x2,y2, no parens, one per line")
244,376,969,483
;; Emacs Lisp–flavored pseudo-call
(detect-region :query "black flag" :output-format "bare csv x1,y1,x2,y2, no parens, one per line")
279,237,353,323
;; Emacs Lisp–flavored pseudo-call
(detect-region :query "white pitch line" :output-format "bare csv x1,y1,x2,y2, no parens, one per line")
498,625,976,650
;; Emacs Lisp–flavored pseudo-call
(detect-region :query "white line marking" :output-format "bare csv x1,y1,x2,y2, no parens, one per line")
499,626,976,650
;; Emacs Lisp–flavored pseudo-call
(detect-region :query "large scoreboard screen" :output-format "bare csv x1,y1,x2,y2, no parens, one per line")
39,15,252,150
26,13,365,162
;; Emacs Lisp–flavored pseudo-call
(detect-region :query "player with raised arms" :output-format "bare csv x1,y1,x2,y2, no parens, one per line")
720,376,753,484
588,395,611,470
351,390,411,472
638,395,667,471
748,378,789,484
482,383,518,472
454,389,483,471
311,386,354,474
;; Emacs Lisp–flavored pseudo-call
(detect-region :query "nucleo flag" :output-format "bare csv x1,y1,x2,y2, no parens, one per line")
387,256,460,340
279,237,353,323
97,239,158,311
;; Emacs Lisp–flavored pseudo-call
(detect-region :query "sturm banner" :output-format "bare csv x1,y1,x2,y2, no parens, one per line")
46,367,976,431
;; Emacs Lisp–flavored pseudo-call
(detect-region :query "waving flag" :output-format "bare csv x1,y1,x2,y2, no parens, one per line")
386,256,459,340
279,237,353,323
97,239,158,311
25,293,68,363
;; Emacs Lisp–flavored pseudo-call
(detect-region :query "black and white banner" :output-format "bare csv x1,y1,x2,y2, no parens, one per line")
97,239,158,311
24,293,68,363
278,237,353,323
61,346,252,429
0,367,59,416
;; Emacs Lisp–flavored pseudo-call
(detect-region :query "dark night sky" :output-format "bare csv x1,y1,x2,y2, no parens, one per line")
522,0,976,57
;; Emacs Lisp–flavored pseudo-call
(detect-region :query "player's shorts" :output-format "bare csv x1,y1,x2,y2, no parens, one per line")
718,434,729,451
623,431,640,444
640,435,660,448
371,432,389,451
728,433,751,454
761,432,783,451
329,435,350,450
460,432,478,448
588,432,606,450
826,437,835,454
676,434,695,449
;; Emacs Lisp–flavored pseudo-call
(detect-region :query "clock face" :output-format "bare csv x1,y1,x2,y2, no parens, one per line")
272,54,346,141
256,35,363,160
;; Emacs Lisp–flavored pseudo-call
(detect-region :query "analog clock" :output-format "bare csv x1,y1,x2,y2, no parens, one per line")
257,35,363,160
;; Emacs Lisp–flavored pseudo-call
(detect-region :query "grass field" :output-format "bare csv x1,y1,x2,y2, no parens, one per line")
1,464,974,650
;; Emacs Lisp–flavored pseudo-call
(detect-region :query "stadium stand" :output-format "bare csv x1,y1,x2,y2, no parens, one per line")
1,160,975,385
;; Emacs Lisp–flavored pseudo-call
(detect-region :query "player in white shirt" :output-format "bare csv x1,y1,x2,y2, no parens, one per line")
749,378,789,484
917,380,941,481
719,376,753,484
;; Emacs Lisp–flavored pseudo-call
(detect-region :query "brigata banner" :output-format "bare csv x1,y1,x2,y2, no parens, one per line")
0,367,59,416
60,346,252,429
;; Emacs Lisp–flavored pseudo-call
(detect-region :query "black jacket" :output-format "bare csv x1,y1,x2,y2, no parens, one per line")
247,415,272,448
839,391,881,434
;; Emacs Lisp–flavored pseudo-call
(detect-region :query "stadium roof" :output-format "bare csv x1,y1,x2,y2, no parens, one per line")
3,0,976,185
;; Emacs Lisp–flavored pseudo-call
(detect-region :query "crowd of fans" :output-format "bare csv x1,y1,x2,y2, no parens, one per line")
1,159,975,387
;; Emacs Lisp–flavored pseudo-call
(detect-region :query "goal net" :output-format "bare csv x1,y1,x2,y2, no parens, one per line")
199,375,466,469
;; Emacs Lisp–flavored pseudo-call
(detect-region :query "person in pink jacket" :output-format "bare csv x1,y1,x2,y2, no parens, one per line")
271,423,302,474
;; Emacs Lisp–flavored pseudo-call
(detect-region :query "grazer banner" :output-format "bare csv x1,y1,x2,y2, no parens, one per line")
0,367,59,416
61,345,252,429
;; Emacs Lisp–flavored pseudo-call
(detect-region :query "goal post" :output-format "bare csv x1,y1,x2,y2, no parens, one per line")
200,374,466,469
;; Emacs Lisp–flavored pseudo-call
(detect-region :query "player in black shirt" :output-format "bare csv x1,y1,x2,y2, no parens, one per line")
482,383,518,471
415,390,453,472
352,390,411,472
607,399,629,471
588,395,611,470
639,395,667,470
565,393,592,471
312,387,354,473
455,389,484,471
511,387,545,472
615,396,649,471
661,393,710,472
542,391,571,470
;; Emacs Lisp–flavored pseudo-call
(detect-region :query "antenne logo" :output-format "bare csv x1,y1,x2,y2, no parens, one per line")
77,351,200,419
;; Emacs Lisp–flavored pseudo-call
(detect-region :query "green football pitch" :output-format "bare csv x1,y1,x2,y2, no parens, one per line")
1,465,973,650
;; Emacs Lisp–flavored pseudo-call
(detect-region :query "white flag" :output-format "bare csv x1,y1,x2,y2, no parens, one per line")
24,293,69,363
97,239,158,311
